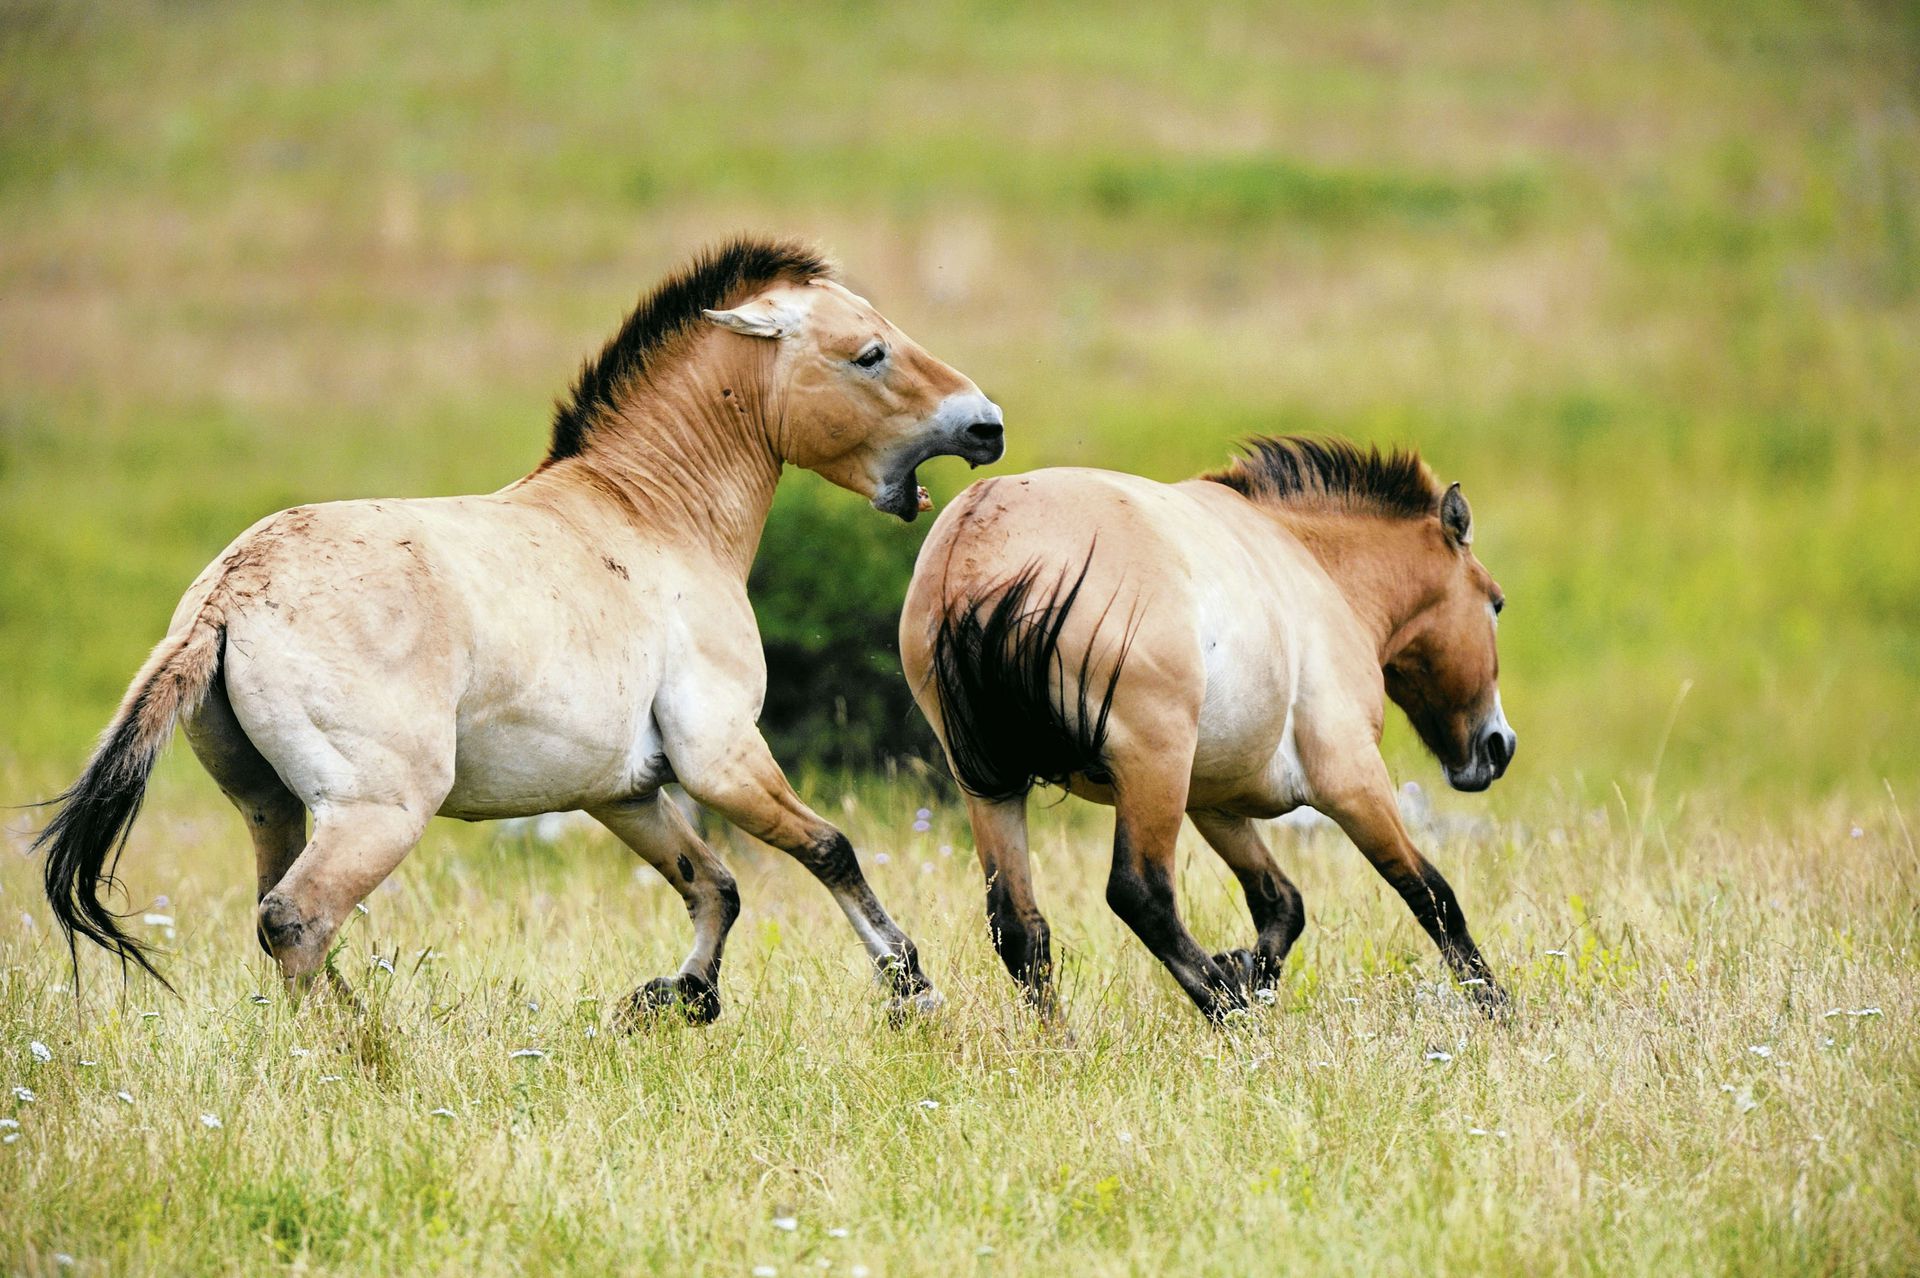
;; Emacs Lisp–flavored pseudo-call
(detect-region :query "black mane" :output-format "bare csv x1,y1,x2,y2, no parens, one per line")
548,236,834,461
1203,435,1440,520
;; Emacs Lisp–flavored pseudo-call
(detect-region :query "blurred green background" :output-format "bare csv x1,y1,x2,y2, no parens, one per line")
2,0,1916,808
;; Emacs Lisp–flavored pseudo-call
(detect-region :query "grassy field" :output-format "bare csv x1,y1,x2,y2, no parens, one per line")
3,0,1918,1273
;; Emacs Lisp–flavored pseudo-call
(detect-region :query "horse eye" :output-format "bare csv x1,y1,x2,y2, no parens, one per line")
852,343,887,369
1492,597,1505,616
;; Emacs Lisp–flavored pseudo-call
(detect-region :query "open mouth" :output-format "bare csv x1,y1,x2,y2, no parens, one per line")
871,428,1005,522
872,464,931,522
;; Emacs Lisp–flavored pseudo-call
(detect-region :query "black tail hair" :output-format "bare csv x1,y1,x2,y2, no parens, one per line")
34,705,172,991
929,551,1133,802
32,618,225,994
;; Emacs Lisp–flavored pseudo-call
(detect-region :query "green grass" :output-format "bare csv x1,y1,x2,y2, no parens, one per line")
3,0,1919,1272
3,780,1916,1274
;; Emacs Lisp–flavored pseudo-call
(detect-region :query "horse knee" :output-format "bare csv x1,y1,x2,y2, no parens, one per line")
1105,861,1159,928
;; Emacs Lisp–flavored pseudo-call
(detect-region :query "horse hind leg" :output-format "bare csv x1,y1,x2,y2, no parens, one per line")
256,802,430,986
182,673,308,908
1190,810,1305,1000
591,793,740,1027
965,793,1060,1022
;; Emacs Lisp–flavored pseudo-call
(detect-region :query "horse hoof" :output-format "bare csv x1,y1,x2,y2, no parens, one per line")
1465,978,1513,1022
1211,948,1278,1005
885,987,945,1028
617,973,721,1029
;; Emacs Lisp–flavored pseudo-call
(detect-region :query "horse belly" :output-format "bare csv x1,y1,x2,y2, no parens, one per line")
440,680,666,820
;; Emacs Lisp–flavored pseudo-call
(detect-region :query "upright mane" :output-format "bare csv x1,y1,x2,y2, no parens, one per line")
1203,436,1440,520
548,236,835,461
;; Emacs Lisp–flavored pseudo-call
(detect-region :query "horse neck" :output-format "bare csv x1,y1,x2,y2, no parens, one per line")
1279,510,1445,662
532,353,783,578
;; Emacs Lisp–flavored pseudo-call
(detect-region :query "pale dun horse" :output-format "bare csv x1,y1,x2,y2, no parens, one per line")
901,438,1515,1023
38,237,1004,1022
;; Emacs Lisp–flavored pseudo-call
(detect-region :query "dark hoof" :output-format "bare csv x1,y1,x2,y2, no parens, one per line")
1463,977,1513,1020
618,973,721,1028
1211,949,1281,1006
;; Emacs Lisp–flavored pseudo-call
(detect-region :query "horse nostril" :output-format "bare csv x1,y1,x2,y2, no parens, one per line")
1486,730,1514,771
965,420,1004,444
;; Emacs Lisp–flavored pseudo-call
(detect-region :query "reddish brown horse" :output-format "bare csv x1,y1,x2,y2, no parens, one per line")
901,438,1514,1021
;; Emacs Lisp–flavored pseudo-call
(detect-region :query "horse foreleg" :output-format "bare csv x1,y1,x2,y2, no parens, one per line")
678,733,941,1016
592,793,740,1026
1321,769,1507,1014
1189,810,1305,999
964,793,1060,1022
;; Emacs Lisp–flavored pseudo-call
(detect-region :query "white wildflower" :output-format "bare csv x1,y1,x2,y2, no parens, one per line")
319,1074,343,1083
370,956,394,975
852,1266,871,1278
753,1267,777,1277
139,1011,159,1021
827,1227,850,1239
1425,1051,1453,1063
1544,949,1568,958
289,1047,311,1059
2,1133,17,1144
141,913,174,928
1850,826,1864,838
912,820,931,833
53,1255,75,1268
915,807,932,820
355,903,369,915
429,1107,456,1119
510,1048,546,1060
199,1113,222,1129
77,1060,96,1068
0,1118,18,1129
115,1091,133,1104
29,1041,52,1063
1748,1045,1773,1058
1255,987,1278,1006
1117,1130,1133,1144
977,1246,995,1256
772,1215,798,1232
917,1098,940,1110
11,1086,35,1103
1342,996,1361,1005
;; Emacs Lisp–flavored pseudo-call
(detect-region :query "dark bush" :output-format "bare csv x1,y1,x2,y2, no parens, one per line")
750,474,942,772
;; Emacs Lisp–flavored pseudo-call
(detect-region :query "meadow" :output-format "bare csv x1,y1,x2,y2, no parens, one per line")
2,1,1917,1273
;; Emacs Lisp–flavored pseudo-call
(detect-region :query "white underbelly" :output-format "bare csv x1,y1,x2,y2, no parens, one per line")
440,699,668,820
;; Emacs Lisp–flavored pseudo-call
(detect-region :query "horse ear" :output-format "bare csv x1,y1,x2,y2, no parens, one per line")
702,298,800,339
1441,482,1473,548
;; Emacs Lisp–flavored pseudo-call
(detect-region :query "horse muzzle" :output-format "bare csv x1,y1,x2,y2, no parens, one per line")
871,393,1006,522
1445,697,1517,793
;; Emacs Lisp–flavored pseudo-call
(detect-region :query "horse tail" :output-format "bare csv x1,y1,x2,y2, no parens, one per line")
34,605,226,991
929,548,1134,802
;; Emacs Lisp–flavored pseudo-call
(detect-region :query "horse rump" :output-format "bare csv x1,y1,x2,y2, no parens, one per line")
928,550,1132,802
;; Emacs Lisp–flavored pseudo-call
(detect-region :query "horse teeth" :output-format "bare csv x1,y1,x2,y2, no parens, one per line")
917,486,933,511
